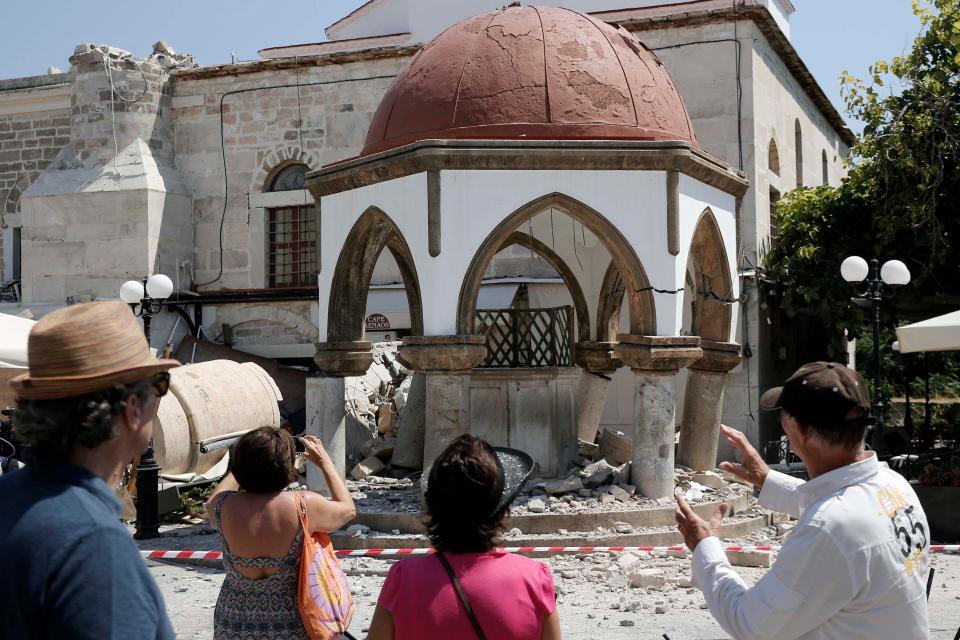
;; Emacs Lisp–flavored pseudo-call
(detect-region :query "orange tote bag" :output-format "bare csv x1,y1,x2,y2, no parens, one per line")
295,493,356,639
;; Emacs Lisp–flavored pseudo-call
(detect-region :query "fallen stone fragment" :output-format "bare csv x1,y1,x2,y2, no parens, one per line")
527,498,547,513
628,568,666,588
609,485,632,502
613,521,633,534
545,477,583,495
345,524,370,537
727,549,773,568
350,456,386,480
599,428,632,465
581,459,617,488
691,472,725,490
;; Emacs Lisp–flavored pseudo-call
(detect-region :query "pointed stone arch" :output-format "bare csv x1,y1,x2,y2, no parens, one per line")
458,193,655,336
684,208,733,342
498,231,591,341
327,207,424,342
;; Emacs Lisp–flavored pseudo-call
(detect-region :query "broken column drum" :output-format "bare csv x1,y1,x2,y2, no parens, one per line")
154,360,283,475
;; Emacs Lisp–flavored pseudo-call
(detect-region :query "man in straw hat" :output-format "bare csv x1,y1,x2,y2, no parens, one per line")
0,301,179,639
674,361,930,639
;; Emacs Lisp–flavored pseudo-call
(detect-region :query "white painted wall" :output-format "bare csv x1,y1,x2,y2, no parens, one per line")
319,167,738,345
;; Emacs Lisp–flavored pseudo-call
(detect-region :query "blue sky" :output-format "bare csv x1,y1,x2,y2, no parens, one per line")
0,0,922,133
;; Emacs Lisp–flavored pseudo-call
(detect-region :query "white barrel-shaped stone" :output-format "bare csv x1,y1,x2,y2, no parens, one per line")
154,360,283,474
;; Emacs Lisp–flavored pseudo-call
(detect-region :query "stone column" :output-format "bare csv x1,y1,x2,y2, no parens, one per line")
390,373,426,470
678,341,742,471
397,335,488,471
574,342,622,443
307,341,373,492
615,335,702,499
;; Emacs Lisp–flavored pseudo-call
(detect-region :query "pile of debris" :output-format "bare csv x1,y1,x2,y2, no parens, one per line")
510,430,751,515
344,342,413,480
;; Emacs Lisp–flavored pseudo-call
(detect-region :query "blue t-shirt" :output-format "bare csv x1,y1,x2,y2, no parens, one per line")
0,455,175,640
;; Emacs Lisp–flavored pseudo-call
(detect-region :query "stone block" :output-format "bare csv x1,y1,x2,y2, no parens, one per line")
627,568,666,588
691,472,725,490
544,477,583,495
350,456,385,481
599,428,632,465
727,549,772,568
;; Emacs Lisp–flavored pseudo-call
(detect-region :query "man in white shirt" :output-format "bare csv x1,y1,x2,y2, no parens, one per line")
675,361,930,640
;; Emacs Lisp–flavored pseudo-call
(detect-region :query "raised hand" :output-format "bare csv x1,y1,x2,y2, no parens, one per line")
300,435,331,468
717,424,769,489
675,492,728,552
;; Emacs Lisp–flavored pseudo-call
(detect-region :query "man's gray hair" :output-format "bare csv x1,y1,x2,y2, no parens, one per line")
15,380,153,457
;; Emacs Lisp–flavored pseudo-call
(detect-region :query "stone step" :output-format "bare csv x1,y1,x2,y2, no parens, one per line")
332,513,770,552
355,495,752,535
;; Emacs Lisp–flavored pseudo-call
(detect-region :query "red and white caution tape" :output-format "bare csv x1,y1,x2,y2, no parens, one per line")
141,544,960,561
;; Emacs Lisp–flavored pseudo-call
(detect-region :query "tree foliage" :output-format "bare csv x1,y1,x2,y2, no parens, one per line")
762,0,960,357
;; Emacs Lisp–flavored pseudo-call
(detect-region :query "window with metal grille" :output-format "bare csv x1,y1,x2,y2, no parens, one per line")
266,164,317,288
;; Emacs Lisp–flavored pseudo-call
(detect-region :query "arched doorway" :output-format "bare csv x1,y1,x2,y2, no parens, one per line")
457,193,656,338
326,207,424,343
683,208,733,342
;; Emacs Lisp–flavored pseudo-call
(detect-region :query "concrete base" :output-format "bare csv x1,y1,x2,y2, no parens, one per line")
422,372,471,471
391,373,426,469
678,370,728,471
631,370,679,499
305,376,347,493
468,368,579,476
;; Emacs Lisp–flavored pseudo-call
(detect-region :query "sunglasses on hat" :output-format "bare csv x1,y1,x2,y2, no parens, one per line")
150,371,171,398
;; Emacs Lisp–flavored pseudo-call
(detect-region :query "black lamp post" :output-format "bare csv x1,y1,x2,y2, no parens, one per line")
120,274,173,539
840,256,911,456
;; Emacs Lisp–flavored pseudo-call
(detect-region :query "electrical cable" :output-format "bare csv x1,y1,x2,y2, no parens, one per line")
194,73,397,290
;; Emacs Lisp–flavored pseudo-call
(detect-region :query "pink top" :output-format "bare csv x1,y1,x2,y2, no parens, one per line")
378,551,556,640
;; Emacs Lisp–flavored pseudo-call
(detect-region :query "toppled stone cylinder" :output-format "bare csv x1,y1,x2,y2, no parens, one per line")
154,360,283,475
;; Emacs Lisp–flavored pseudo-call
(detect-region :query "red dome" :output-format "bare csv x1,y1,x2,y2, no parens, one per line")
362,5,698,156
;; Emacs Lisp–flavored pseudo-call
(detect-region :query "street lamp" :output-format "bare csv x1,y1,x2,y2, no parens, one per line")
840,256,911,456
119,273,173,539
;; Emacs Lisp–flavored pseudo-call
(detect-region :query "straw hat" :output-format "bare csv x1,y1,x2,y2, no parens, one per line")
11,300,180,400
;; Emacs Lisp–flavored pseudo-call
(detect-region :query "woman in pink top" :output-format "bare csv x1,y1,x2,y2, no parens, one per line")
367,435,561,640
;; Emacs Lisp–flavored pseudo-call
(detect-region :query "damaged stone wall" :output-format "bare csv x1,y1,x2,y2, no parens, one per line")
0,75,72,284
170,57,410,292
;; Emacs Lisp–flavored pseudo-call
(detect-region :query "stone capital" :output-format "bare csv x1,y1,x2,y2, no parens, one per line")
397,335,488,373
615,334,702,373
314,341,374,377
689,340,742,374
574,341,622,373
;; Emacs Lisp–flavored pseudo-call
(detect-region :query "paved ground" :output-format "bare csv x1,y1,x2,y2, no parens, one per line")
151,551,960,639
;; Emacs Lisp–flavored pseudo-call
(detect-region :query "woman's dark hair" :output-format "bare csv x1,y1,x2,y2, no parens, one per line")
15,380,153,457
425,434,507,553
231,427,298,493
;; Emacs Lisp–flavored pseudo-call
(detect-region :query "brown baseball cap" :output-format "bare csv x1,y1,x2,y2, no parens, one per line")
760,361,874,430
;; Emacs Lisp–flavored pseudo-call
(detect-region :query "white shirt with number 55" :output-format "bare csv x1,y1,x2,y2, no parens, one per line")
692,453,930,640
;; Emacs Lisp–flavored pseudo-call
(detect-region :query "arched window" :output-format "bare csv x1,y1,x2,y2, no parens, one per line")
821,150,829,185
768,139,780,176
794,120,803,188
266,163,317,288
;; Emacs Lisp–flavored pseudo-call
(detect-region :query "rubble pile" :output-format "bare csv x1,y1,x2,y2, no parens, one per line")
343,342,412,479
509,438,752,516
